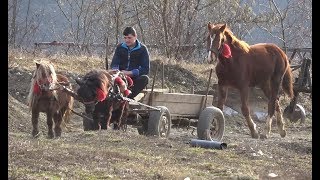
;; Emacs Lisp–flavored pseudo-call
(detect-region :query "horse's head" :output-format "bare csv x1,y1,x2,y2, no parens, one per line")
75,70,112,113
33,61,57,93
27,60,58,108
206,22,229,63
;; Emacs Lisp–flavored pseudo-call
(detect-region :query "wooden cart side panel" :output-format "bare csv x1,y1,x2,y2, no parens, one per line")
141,92,214,116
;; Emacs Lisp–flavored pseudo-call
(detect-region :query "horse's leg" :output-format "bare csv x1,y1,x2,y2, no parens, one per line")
239,87,259,139
120,102,129,131
260,82,273,139
111,107,123,130
46,112,54,139
217,84,228,111
31,108,41,137
97,112,106,130
261,75,286,139
275,98,286,138
116,102,127,130
53,107,66,137
106,105,113,130
92,112,101,130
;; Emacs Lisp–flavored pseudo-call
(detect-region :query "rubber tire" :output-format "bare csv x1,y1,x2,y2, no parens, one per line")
147,106,171,137
197,106,225,141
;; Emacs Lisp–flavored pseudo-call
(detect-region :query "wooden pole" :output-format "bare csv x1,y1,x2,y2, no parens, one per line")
201,68,213,110
162,61,164,89
105,37,109,70
148,64,159,106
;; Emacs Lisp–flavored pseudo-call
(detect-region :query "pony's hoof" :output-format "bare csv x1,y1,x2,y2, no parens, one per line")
251,131,260,139
260,134,268,139
32,131,41,138
47,132,54,139
280,130,286,138
54,130,62,137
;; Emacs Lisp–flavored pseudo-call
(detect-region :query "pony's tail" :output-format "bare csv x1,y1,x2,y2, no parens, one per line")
61,97,74,132
282,66,294,98
63,97,74,124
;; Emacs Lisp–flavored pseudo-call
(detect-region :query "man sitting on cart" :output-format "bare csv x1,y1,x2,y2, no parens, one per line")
110,26,150,99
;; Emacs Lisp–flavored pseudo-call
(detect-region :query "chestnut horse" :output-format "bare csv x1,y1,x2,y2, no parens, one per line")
27,60,74,138
75,69,130,131
206,22,294,139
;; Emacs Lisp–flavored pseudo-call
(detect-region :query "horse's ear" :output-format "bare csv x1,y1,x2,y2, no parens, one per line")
207,22,214,30
220,24,227,32
75,78,84,86
36,63,40,69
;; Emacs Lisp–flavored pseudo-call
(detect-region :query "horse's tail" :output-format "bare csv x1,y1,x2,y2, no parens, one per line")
63,96,74,124
282,65,294,98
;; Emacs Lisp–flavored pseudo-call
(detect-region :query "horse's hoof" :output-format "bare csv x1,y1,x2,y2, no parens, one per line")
32,131,41,138
251,131,260,139
65,126,72,132
280,130,286,138
48,132,54,139
260,134,268,139
55,130,62,137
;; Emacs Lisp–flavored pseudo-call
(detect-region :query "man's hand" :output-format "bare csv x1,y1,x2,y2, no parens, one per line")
108,69,119,75
121,70,133,77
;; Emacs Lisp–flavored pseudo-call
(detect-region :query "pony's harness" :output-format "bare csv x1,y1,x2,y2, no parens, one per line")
107,72,133,101
208,34,232,59
33,77,54,94
81,72,133,106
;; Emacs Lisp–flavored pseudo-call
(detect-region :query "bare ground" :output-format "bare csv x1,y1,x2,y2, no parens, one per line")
8,53,312,179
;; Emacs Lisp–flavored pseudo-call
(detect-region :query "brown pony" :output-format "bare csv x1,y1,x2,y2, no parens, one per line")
206,22,294,139
75,69,130,131
27,60,74,138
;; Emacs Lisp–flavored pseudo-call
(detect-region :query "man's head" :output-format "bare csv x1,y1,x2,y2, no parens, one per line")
123,27,137,48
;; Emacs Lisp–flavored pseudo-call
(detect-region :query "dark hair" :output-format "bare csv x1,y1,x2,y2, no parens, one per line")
123,27,136,36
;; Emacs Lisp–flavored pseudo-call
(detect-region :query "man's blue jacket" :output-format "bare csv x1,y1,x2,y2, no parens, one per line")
111,40,150,78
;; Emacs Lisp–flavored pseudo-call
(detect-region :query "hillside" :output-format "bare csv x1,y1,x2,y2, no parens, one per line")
8,50,312,179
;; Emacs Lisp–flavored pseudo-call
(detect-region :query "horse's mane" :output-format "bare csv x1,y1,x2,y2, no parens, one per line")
27,60,58,109
212,23,250,53
224,28,250,53
81,69,112,96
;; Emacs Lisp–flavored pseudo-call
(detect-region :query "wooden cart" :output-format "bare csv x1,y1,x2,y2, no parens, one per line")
127,89,225,141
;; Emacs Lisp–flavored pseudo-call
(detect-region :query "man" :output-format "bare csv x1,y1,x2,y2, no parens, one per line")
111,26,150,99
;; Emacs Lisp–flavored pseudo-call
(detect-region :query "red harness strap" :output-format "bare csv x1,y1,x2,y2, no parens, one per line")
126,76,133,88
221,43,232,59
96,88,107,102
33,82,41,94
114,76,132,97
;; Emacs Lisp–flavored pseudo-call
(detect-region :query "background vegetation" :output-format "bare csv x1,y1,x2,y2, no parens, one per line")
8,0,312,62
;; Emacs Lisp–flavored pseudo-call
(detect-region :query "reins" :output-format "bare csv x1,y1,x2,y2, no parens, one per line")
208,34,225,58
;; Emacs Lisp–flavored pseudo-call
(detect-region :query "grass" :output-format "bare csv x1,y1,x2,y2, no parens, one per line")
8,48,312,179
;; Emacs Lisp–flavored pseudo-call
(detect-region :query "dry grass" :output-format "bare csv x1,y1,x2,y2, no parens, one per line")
8,49,312,179
9,49,105,74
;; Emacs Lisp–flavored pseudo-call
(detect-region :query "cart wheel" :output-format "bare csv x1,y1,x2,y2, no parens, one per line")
197,106,225,141
147,106,171,137
83,113,94,131
283,104,306,124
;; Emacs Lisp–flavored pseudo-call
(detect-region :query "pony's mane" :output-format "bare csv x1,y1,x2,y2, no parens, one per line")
224,27,250,53
81,69,112,95
27,60,58,109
